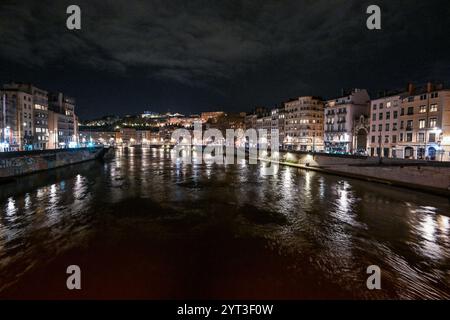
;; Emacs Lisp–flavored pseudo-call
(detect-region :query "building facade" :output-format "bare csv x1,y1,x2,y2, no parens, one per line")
271,107,285,146
324,89,370,154
0,93,19,151
2,83,36,150
396,83,450,160
368,92,403,158
79,130,116,146
48,92,78,148
368,83,450,161
1,83,80,151
2,83,49,150
284,96,324,151
115,128,138,146
201,111,225,124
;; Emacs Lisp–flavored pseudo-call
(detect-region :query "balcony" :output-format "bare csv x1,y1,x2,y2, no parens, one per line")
325,128,347,133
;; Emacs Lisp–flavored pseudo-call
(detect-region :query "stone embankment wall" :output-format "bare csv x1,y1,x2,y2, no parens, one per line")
0,147,105,181
267,151,450,196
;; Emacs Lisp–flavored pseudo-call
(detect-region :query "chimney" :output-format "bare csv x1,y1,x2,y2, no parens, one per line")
407,83,415,95
426,82,433,93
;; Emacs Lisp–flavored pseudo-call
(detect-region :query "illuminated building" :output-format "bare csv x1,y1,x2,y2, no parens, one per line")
48,92,78,148
368,92,403,157
396,83,450,160
284,96,324,151
0,93,19,151
324,89,370,154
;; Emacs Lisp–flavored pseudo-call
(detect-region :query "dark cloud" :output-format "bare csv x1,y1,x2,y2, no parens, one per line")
1,0,450,118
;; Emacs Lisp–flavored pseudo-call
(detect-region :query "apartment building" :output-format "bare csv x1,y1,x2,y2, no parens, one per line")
368,92,403,157
48,92,78,148
245,107,268,130
79,130,116,146
1,83,81,151
284,96,324,151
31,86,49,150
324,89,370,153
0,93,19,151
271,107,285,146
136,130,162,144
397,83,450,160
2,83,35,150
244,113,257,131
2,83,49,150
261,114,272,140
368,83,450,161
115,128,138,146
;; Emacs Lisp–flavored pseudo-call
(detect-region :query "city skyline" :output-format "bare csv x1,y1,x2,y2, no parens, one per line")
1,0,450,120
2,0,450,303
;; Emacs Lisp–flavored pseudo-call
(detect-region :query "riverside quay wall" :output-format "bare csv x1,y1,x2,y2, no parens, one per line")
264,151,450,196
0,147,106,182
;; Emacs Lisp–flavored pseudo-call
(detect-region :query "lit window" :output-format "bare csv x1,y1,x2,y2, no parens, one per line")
419,119,425,129
429,118,437,128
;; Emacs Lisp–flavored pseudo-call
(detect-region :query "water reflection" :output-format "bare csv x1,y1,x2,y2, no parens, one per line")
6,197,16,217
0,147,449,299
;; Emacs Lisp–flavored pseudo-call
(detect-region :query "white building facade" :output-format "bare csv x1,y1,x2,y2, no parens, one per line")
324,89,370,154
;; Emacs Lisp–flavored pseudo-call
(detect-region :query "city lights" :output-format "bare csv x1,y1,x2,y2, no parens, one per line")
1,0,450,305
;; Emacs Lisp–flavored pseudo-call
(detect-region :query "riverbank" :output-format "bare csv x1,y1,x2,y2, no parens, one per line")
258,150,450,197
0,146,108,182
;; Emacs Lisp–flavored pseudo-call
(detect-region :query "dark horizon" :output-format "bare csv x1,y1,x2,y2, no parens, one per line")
1,0,450,120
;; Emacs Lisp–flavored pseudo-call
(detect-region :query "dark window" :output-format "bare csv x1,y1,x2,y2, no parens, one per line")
406,133,413,142
429,133,436,143
406,120,413,131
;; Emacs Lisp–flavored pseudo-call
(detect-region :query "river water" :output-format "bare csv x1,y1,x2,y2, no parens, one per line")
0,147,449,299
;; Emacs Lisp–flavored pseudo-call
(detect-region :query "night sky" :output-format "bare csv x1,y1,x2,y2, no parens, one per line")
1,0,449,120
